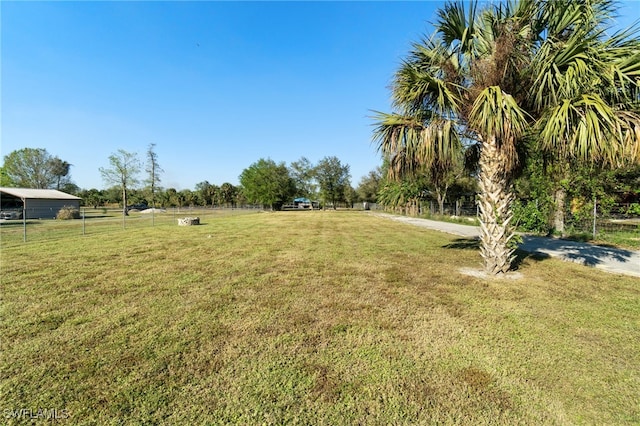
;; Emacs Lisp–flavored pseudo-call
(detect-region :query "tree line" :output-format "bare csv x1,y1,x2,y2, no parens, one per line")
1,145,364,211
3,143,637,223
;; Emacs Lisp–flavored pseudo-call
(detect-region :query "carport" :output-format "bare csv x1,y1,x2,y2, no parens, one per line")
0,187,81,219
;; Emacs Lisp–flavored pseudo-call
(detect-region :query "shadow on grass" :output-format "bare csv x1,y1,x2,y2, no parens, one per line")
442,237,550,271
521,236,636,267
443,236,633,266
442,238,480,251
443,236,638,273
81,215,115,219
0,220,40,227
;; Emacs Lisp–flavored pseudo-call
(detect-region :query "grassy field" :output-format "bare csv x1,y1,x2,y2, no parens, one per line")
1,211,639,424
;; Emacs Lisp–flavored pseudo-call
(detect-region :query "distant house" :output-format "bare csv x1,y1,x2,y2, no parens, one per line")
0,187,81,219
293,198,319,209
281,197,320,211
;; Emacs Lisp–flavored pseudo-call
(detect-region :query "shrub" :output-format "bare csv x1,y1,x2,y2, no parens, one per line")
56,206,80,220
513,199,550,234
626,203,640,216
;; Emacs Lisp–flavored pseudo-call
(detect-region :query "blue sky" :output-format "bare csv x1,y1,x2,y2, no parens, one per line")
2,1,638,191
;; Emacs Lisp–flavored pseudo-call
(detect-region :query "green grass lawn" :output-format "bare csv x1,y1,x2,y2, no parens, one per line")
1,211,639,424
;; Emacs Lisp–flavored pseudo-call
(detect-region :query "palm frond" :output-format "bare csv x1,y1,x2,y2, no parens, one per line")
436,1,477,50
392,61,462,115
538,94,639,166
530,29,606,109
616,109,640,164
469,86,528,141
371,111,462,180
469,86,528,171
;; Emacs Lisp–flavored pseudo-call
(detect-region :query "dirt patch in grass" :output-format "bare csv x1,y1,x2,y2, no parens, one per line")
459,267,524,280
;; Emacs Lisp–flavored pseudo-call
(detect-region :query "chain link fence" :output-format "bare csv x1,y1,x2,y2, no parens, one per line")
377,198,639,239
0,206,261,245
565,202,640,237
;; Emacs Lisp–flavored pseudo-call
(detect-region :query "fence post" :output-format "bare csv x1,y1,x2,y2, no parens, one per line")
23,205,27,242
593,196,597,239
82,208,86,235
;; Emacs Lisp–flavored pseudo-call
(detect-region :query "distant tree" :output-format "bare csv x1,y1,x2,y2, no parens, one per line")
344,185,358,207
127,188,147,206
220,182,237,207
195,181,215,207
210,184,223,207
48,157,72,190
377,179,426,216
99,149,141,216
3,148,56,188
425,154,474,216
180,189,196,207
239,158,296,210
314,156,351,209
80,188,105,208
102,185,123,206
60,182,80,196
289,157,317,198
234,186,247,207
356,167,383,203
154,188,167,207
163,188,178,207
0,166,15,187
145,143,163,208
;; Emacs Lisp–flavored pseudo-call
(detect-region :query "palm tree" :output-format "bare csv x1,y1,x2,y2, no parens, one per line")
531,2,640,234
373,0,639,274
49,157,71,190
220,182,237,208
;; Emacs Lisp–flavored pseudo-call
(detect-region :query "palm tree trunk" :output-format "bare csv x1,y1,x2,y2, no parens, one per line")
477,137,516,274
436,188,445,215
553,187,566,236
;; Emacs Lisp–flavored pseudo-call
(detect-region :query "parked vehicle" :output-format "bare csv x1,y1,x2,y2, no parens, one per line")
0,210,23,220
126,203,148,212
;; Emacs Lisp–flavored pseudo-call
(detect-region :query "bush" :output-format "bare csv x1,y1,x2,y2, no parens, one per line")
56,206,80,220
513,200,550,234
626,203,640,216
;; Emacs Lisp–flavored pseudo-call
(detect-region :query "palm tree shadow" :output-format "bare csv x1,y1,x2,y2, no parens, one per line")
442,238,480,250
442,238,550,270
521,236,635,267
512,248,550,270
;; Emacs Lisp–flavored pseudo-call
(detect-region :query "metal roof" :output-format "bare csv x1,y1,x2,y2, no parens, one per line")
0,187,81,200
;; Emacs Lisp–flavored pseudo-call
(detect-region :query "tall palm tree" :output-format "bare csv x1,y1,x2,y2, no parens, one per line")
374,0,640,274
49,157,71,190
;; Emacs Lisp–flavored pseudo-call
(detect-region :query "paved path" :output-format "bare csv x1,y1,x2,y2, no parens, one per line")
371,212,640,278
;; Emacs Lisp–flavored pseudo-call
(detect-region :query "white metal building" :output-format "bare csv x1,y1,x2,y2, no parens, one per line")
0,187,81,219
